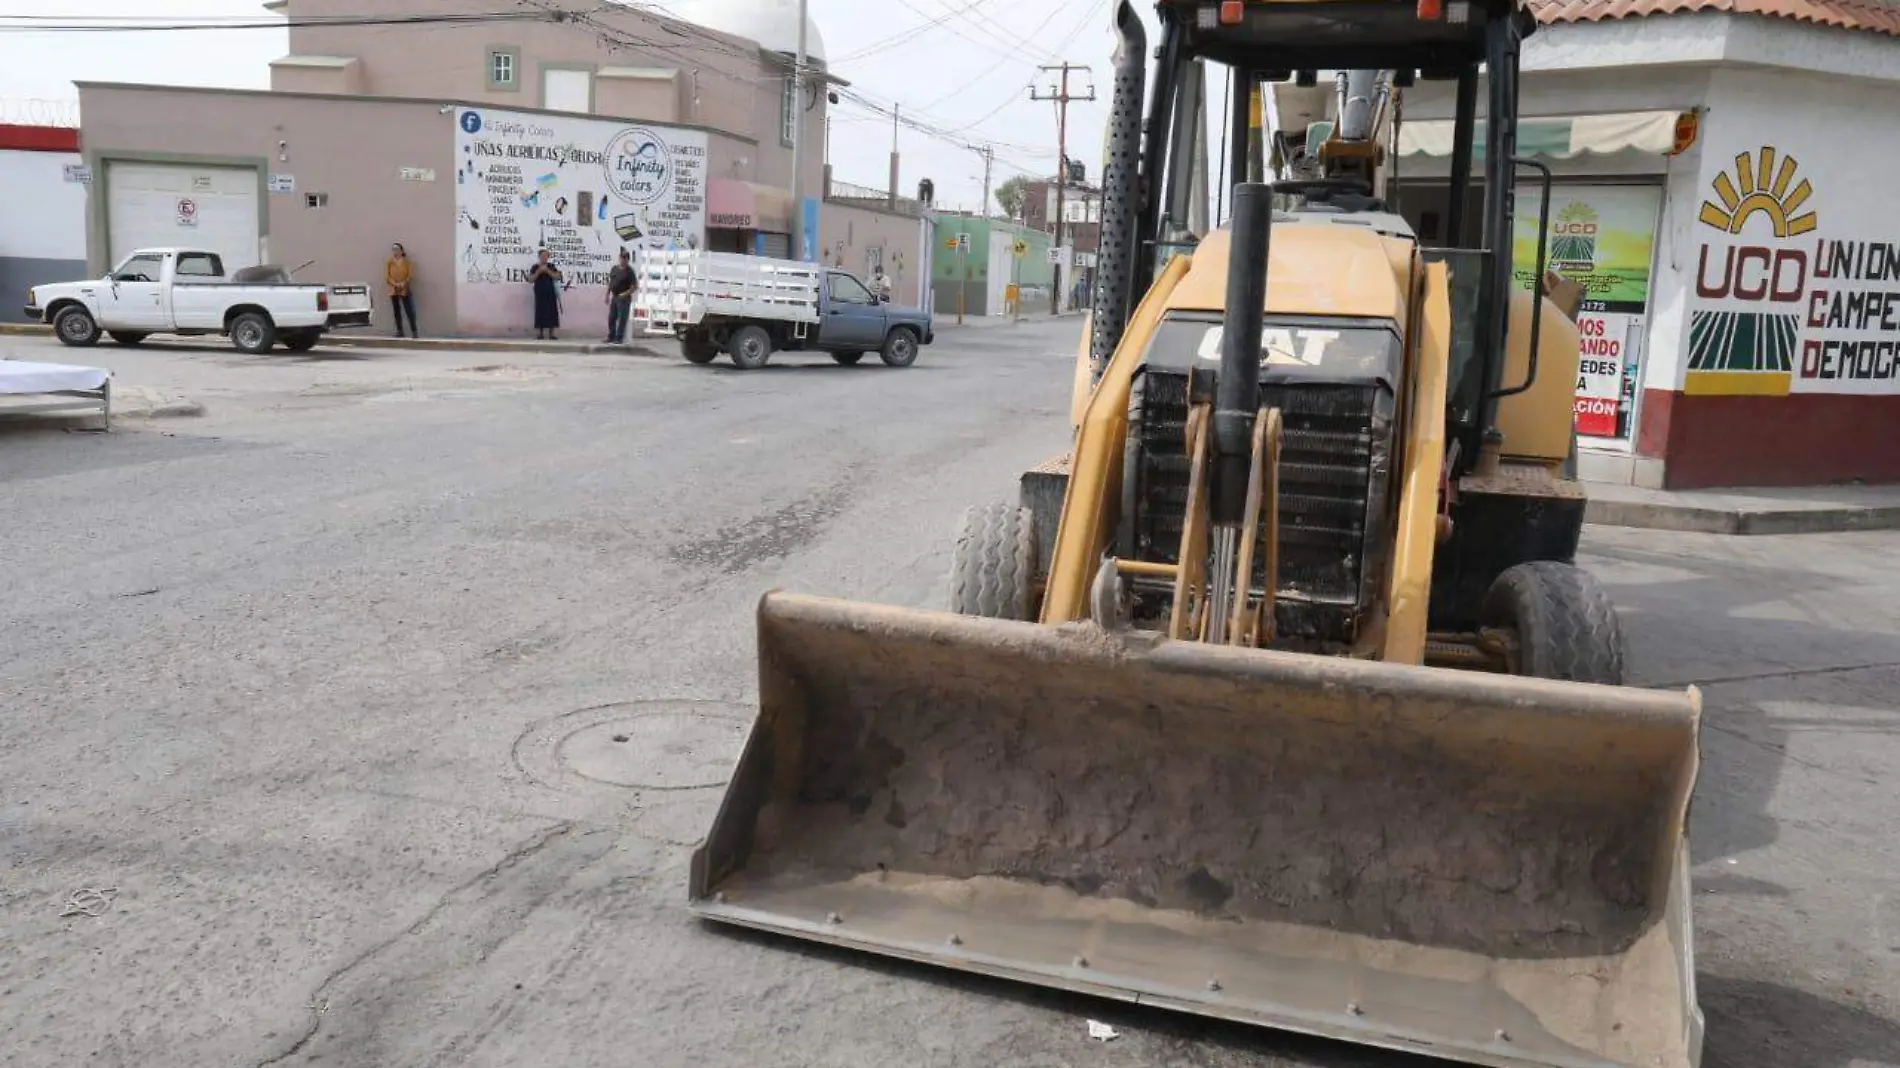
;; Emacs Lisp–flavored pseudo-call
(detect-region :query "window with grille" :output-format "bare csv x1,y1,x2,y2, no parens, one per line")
488,48,519,90
781,76,796,147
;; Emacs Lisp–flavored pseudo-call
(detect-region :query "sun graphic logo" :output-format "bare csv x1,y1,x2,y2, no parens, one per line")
1699,147,1817,237
1548,202,1599,269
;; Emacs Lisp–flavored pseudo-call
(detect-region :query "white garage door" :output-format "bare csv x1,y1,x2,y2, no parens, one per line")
106,162,260,273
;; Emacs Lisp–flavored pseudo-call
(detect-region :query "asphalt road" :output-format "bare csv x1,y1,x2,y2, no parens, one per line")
2,325,1896,1068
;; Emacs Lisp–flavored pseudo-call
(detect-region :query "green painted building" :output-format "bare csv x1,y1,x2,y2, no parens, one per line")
929,217,1055,318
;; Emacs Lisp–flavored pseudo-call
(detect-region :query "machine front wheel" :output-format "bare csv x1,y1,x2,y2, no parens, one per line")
1481,561,1625,685
947,501,1037,621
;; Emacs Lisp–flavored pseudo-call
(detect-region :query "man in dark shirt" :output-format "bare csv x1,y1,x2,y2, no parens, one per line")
605,248,635,344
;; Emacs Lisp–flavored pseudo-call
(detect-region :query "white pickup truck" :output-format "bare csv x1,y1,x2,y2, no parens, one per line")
24,247,373,354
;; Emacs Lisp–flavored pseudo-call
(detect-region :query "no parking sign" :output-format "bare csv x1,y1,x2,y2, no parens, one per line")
176,198,199,228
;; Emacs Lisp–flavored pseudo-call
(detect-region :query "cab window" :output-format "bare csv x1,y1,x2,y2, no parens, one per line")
829,273,875,306
175,252,225,278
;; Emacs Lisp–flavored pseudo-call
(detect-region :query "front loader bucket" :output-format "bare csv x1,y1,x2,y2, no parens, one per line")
691,593,1704,1068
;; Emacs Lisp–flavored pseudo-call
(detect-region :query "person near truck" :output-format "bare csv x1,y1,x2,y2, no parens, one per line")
605,248,635,344
385,242,417,338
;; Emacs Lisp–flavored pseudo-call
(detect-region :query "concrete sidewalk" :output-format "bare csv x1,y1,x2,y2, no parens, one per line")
1584,480,1900,535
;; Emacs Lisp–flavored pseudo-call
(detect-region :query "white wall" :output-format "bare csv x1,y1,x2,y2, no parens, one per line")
1674,65,1900,397
0,150,87,261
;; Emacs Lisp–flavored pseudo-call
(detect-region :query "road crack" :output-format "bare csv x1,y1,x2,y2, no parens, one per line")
253,819,582,1067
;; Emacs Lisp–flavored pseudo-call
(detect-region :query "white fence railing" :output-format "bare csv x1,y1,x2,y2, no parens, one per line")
634,248,821,332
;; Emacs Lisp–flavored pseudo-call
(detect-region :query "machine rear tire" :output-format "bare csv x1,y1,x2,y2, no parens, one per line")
947,501,1037,621
108,331,148,347
1481,561,1625,685
727,324,772,370
831,350,864,366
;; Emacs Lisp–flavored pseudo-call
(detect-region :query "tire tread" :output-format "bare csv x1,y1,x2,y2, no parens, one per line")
1482,560,1624,684
948,502,1036,620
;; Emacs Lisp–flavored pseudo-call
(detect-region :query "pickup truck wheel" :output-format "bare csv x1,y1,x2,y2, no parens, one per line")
727,324,773,370
54,306,101,347
880,326,919,368
230,312,277,355
831,350,864,366
681,332,718,364
282,329,321,352
108,331,148,347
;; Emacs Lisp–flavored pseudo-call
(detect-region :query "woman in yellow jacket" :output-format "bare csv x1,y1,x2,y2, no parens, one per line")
385,242,417,337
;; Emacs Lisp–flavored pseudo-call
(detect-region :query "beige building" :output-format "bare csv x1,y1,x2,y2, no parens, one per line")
75,0,931,337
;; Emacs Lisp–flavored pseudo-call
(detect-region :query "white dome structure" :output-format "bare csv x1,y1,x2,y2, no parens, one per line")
666,0,828,64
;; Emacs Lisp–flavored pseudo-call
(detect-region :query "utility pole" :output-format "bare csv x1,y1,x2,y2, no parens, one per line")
1032,62,1094,314
789,0,810,261
888,102,901,210
973,144,995,218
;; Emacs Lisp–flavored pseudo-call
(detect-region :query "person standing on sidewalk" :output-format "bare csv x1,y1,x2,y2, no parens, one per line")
528,249,563,340
385,242,417,338
605,248,635,344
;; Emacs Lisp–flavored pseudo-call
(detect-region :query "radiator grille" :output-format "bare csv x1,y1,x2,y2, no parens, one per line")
1131,370,1393,642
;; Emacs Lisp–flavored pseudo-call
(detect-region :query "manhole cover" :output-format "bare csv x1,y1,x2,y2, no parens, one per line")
558,708,749,790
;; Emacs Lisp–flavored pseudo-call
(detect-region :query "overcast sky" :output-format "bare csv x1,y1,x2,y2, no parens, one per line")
0,0,1218,216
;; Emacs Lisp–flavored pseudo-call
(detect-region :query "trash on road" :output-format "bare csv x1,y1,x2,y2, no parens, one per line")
1086,1020,1119,1042
59,887,119,917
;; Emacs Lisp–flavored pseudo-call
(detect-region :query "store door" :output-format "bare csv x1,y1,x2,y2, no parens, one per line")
1512,182,1664,449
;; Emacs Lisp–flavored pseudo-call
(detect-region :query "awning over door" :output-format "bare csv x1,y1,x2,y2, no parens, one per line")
1398,110,1683,161
707,178,793,233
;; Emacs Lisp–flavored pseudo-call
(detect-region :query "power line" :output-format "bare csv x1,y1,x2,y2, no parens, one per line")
904,1,1076,116
887,0,1022,58
830,0,1001,63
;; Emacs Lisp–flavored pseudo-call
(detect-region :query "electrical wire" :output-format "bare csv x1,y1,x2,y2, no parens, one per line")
830,0,1002,64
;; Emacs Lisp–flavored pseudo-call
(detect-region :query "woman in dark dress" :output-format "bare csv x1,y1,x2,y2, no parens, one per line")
528,248,564,340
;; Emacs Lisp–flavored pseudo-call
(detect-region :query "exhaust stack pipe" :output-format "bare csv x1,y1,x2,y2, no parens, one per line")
1087,1,1147,383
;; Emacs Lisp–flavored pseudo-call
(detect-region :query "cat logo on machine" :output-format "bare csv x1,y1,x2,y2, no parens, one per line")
1197,325,1340,367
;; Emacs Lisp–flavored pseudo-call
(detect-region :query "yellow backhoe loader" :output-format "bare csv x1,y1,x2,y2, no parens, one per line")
690,4,1706,1067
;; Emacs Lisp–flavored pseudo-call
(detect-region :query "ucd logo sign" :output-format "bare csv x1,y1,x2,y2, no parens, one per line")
1686,147,1817,397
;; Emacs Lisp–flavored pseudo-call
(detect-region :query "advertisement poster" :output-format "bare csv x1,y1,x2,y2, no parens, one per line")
1512,183,1662,441
453,107,707,334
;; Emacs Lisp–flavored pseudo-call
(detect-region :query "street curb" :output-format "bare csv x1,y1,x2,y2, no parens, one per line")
322,335,671,358
6,321,670,358
1585,499,1900,535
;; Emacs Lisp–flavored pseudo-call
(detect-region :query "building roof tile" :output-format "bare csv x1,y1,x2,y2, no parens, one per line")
1533,0,1900,38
